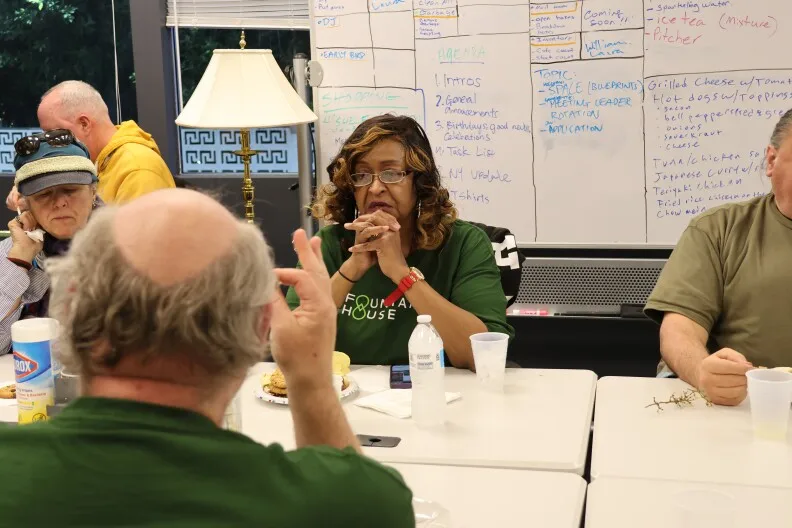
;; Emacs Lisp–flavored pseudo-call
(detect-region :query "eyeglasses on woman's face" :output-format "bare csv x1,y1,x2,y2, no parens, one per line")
350,170,408,187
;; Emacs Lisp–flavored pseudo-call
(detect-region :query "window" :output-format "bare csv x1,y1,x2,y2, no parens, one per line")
0,0,136,173
174,28,311,175
166,0,309,30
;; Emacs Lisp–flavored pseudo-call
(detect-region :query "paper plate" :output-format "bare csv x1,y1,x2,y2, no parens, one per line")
255,376,359,406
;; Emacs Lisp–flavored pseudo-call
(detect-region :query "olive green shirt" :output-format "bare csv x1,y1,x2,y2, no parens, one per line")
287,220,514,366
0,397,414,527
645,194,792,369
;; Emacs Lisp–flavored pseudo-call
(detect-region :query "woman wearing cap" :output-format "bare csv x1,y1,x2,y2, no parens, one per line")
286,115,514,370
0,130,99,354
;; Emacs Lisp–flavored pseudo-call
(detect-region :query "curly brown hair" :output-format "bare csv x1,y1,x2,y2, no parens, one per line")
311,114,457,251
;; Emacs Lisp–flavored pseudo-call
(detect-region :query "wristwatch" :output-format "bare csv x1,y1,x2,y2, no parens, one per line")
384,267,424,307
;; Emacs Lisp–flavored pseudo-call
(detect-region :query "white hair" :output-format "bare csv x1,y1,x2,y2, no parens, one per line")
47,206,277,380
42,80,110,121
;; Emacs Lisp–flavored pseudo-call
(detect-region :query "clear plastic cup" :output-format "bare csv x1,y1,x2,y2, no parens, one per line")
54,369,80,404
222,391,242,432
674,489,735,528
413,497,452,527
470,332,509,392
746,368,792,441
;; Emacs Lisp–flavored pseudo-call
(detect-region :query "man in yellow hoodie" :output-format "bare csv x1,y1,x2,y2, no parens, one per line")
6,80,175,209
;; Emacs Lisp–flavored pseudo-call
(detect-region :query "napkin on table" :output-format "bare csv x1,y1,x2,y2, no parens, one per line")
352,389,461,419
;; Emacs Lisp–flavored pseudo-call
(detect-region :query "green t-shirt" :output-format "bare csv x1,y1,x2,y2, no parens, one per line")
0,397,414,527
287,220,514,365
645,193,792,369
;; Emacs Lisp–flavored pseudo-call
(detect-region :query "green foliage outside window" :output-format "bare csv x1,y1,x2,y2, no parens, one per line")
0,0,136,127
0,0,311,127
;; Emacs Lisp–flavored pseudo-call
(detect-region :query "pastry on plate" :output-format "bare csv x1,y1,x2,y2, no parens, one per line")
267,369,288,397
0,384,16,399
263,352,352,398
332,351,351,376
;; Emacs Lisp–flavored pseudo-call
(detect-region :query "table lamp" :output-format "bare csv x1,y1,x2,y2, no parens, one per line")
175,33,317,223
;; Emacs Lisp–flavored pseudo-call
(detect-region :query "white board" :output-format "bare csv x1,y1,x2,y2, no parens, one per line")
310,0,792,245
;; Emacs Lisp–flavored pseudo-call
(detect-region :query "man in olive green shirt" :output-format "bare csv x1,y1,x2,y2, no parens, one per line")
645,109,792,406
0,190,413,526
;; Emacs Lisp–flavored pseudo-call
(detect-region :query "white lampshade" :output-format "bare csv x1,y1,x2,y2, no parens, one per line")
176,49,317,129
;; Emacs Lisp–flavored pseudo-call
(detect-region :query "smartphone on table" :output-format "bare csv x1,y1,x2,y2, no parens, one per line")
389,365,412,389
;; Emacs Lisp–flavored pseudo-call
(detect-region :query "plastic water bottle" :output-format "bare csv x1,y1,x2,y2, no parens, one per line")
408,315,445,427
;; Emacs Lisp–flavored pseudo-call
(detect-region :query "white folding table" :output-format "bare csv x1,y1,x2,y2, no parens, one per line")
586,476,792,527
243,363,597,473
592,376,792,488
390,463,586,528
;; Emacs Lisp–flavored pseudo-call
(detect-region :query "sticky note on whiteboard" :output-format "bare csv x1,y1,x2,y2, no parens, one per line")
318,49,374,87
315,13,372,48
370,11,414,49
374,50,416,89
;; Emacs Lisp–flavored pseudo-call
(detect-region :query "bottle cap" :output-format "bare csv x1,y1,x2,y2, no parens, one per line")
417,314,432,324
11,318,58,343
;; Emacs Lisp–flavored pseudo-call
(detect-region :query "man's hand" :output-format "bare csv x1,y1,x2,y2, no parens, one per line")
695,348,753,406
269,229,336,390
268,229,360,452
5,187,20,212
7,212,42,264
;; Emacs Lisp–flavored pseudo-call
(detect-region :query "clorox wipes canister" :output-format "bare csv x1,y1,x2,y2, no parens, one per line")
11,318,57,424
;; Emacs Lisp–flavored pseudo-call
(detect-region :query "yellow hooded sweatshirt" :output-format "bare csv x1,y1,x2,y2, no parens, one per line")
95,121,175,203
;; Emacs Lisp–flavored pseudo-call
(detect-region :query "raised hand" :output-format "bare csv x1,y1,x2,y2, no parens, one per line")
269,229,336,389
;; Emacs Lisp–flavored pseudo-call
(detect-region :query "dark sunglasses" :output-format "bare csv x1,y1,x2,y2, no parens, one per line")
14,129,76,156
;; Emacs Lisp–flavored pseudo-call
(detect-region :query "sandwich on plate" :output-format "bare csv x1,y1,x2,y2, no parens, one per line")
263,351,351,398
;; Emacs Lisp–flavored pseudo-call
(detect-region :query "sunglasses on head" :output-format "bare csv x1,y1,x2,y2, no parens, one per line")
14,129,76,156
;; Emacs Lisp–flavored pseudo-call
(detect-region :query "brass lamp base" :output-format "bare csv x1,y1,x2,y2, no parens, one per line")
233,129,258,224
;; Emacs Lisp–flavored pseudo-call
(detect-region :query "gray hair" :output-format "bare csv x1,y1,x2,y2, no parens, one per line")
770,108,792,149
47,207,276,379
42,80,110,121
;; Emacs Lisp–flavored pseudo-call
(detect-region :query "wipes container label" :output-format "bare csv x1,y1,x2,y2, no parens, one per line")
13,340,54,424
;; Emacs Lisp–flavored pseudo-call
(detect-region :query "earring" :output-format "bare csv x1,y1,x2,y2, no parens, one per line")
417,201,422,217
354,205,359,219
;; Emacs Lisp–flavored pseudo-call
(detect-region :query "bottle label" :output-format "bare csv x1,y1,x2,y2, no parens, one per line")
13,340,55,424
412,349,445,370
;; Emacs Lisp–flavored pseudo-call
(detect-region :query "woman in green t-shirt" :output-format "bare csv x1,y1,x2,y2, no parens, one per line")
287,115,514,369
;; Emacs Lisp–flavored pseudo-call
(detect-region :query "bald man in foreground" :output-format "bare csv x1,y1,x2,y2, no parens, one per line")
0,189,414,526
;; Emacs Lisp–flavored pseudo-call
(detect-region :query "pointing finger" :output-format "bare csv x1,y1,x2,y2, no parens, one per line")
292,229,319,273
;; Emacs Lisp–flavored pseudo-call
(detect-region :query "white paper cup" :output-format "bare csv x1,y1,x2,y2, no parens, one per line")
470,332,509,392
674,489,735,528
746,368,792,441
